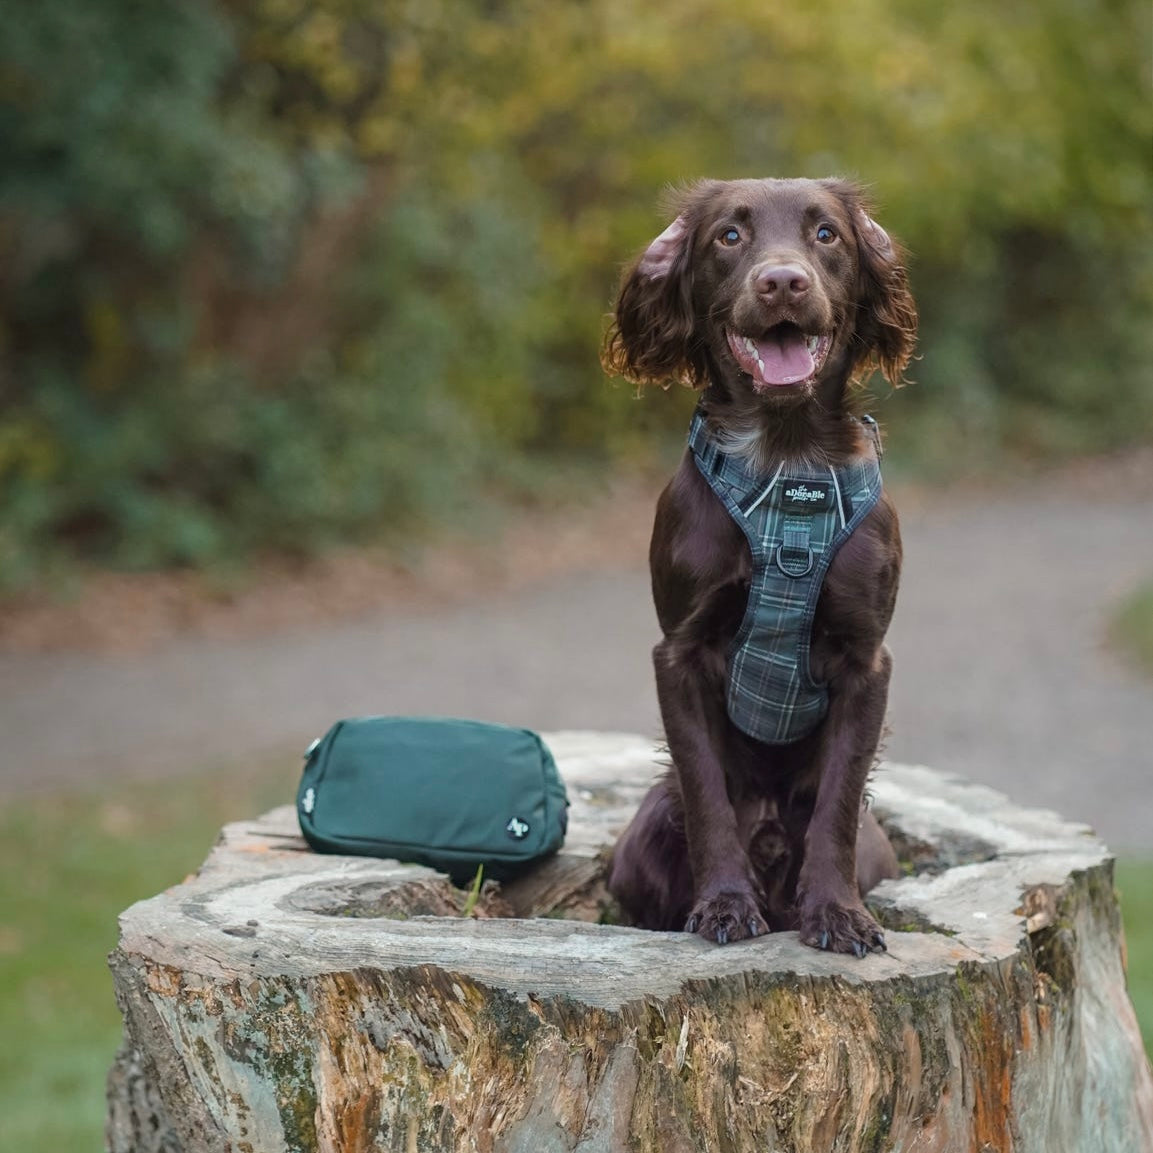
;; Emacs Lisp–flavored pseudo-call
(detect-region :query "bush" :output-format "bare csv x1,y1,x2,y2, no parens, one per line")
1,0,1149,586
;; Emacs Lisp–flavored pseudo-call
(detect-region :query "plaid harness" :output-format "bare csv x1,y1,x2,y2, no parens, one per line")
688,409,884,745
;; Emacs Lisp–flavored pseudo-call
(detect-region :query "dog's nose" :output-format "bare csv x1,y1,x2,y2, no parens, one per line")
754,264,810,303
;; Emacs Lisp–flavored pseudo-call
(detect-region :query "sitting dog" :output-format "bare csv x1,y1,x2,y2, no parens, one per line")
603,177,916,955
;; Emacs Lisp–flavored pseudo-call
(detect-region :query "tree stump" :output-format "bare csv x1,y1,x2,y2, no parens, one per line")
106,731,1153,1153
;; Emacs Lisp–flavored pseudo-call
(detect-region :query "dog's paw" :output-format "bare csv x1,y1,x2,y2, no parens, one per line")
799,899,886,958
685,889,766,946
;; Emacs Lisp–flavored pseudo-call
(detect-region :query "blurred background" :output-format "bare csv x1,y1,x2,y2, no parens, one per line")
0,0,1150,1146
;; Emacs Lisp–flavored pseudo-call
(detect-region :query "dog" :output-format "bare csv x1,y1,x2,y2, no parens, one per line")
603,177,916,955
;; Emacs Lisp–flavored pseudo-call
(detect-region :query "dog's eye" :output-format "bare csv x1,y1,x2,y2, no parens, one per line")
815,224,837,243
718,227,742,247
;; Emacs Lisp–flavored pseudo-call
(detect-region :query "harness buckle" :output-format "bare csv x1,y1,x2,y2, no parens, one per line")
861,413,884,460
774,543,814,579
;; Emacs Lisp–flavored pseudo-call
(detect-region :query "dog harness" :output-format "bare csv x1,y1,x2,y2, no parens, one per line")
688,408,884,745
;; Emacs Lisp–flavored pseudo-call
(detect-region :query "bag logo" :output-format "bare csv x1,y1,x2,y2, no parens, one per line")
505,816,530,840
301,787,316,815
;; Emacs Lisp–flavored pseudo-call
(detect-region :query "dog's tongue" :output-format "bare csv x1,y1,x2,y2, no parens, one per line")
756,328,814,386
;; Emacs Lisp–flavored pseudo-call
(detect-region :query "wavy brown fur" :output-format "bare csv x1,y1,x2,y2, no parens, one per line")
605,176,915,955
602,178,916,393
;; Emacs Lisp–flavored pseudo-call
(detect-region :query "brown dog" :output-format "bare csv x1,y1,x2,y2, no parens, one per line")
603,178,916,954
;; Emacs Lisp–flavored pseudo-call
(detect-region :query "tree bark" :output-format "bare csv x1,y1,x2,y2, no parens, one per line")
106,732,1153,1152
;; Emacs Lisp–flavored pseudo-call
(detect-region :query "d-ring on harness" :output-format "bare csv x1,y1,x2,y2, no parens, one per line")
688,408,884,745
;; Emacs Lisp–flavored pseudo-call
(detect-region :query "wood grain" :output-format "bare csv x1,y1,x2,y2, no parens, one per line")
106,732,1153,1152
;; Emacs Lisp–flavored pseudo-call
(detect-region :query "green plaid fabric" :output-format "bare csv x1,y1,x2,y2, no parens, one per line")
688,409,883,745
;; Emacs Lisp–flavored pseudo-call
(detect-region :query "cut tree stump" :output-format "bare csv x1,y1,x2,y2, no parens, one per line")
106,731,1153,1153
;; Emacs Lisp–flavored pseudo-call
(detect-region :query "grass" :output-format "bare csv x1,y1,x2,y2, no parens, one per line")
0,757,299,1153
1110,580,1153,677
1117,860,1153,1056
0,767,1149,1151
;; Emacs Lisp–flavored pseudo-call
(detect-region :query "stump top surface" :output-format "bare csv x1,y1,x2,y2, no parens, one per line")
115,731,1107,1009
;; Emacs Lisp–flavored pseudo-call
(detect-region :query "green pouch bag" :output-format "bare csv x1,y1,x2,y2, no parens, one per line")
296,716,569,883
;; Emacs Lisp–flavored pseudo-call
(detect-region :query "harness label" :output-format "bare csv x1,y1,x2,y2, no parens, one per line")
780,481,832,512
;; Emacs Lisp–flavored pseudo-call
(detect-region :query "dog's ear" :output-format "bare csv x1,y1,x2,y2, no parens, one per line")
602,212,707,390
849,202,918,387
637,215,688,278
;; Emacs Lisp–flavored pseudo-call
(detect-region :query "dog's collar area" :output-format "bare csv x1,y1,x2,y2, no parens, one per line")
697,392,882,474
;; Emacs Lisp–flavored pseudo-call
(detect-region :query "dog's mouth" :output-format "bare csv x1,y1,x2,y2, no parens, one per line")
725,324,832,391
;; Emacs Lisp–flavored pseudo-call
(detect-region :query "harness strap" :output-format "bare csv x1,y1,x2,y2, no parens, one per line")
686,406,884,745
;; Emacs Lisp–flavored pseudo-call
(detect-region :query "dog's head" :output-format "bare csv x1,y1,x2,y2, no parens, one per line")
603,178,917,404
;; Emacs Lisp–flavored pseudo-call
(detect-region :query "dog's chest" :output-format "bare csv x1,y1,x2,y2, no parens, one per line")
688,412,882,745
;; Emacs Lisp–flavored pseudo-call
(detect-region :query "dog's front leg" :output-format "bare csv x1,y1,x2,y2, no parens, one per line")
654,639,765,944
796,645,892,956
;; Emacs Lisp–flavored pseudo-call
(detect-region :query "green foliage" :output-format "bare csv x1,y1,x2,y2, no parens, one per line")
1116,860,1153,1056
1109,580,1153,677
0,0,1149,585
1,355,473,578
461,865,485,918
0,756,300,1152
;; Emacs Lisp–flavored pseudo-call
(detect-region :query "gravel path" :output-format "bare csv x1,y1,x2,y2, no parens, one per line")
2,481,1150,853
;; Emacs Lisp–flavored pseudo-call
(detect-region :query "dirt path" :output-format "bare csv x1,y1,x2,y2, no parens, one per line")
1,472,1151,852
